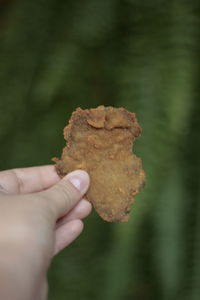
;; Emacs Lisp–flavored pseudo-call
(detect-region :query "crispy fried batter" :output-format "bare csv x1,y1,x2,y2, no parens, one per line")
53,106,145,222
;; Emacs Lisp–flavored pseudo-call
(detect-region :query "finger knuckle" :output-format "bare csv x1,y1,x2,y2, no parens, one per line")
57,182,79,204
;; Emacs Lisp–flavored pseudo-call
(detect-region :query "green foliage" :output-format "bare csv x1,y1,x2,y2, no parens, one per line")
0,0,200,299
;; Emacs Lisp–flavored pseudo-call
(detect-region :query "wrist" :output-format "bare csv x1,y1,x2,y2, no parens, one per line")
0,244,44,300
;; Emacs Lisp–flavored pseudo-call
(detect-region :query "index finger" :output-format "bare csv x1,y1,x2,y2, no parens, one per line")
0,165,60,194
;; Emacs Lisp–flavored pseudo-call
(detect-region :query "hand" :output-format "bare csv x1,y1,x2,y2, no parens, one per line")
0,165,91,300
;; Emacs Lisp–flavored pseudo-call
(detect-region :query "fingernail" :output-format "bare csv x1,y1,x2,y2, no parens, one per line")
67,170,90,192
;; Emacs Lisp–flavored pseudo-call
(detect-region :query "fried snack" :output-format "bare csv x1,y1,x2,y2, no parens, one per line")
53,106,145,222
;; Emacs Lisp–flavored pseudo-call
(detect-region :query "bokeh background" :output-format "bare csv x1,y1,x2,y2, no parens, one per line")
0,0,200,299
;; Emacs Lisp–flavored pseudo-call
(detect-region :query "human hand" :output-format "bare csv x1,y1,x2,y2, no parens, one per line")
0,165,91,300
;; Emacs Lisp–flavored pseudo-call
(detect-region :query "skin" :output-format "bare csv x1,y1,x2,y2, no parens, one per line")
0,165,92,300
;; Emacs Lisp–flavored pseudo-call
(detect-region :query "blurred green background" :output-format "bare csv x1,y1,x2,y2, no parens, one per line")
0,0,200,299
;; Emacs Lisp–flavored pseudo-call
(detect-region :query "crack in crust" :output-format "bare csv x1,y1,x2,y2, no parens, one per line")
53,106,145,222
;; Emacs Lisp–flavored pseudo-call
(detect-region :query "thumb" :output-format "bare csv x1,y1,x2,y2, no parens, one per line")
39,170,90,219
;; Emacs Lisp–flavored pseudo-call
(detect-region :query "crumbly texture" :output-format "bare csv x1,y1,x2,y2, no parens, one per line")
53,106,145,222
